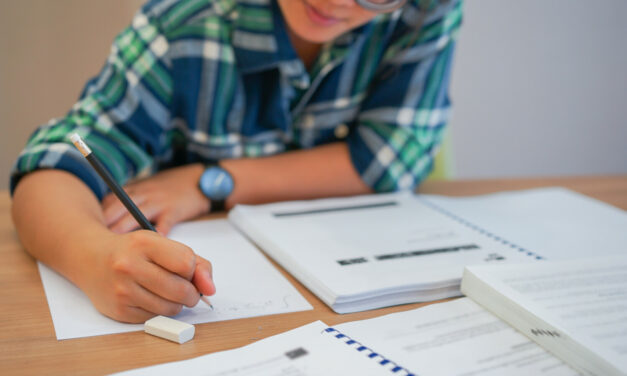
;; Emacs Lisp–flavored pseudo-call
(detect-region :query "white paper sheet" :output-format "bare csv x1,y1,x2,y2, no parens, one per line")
424,187,627,260
335,298,579,376
464,257,627,375
38,219,312,340
113,321,398,376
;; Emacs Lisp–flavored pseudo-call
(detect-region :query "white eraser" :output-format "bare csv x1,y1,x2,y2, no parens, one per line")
144,316,195,344
69,132,91,156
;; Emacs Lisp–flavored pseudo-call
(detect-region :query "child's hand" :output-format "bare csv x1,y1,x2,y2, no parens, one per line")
102,164,210,235
81,230,215,323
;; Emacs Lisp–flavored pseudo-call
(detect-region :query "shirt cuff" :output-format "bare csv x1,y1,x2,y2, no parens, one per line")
10,142,109,200
346,126,435,193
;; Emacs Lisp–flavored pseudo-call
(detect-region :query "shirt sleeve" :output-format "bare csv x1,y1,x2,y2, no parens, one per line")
347,0,462,192
10,4,173,199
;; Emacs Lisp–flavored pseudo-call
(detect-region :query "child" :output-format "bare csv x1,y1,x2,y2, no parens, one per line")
11,0,461,322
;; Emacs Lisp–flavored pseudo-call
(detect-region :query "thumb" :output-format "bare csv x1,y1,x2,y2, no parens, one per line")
193,256,216,296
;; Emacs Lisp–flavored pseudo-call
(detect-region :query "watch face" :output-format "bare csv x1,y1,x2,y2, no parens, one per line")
199,167,234,200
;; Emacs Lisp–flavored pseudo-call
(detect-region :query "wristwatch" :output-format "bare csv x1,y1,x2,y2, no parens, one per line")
198,164,234,212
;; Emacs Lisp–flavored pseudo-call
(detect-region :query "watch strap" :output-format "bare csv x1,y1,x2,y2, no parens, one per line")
210,198,225,212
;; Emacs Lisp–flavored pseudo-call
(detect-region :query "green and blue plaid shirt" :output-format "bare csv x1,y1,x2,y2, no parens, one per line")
11,0,462,199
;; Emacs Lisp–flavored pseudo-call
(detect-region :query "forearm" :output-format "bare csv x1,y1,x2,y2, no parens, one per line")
222,142,372,208
11,170,109,288
12,170,215,322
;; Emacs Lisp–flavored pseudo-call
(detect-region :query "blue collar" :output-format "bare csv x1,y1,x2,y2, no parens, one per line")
232,0,373,75
232,1,300,74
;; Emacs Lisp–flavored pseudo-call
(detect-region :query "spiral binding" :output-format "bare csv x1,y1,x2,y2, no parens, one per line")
323,327,416,376
418,197,545,260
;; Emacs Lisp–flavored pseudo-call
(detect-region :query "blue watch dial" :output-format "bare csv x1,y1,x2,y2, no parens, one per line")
199,166,234,200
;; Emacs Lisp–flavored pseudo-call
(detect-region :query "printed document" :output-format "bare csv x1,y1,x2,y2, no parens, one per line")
113,321,397,376
424,187,627,260
336,298,578,376
229,192,533,313
115,299,579,376
463,257,627,376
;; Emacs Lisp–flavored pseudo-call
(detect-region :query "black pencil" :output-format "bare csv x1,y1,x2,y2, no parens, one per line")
70,134,155,232
70,133,213,309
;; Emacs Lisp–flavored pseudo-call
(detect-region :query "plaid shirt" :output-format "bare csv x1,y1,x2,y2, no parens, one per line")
11,0,462,199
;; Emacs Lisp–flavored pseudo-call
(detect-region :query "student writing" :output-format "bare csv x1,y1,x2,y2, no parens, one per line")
10,0,461,323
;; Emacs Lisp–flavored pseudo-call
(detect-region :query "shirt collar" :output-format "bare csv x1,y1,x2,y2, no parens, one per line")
232,0,300,74
231,0,374,75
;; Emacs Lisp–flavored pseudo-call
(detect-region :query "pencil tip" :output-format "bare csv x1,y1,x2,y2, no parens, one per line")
200,294,214,309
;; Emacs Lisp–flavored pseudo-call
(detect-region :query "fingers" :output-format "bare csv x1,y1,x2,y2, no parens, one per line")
103,195,181,235
137,234,198,282
107,284,185,323
102,191,148,230
101,166,211,235
135,235,215,305
193,256,216,296
101,222,216,322
126,283,185,317
93,228,217,323
109,206,179,235
110,305,155,324
109,204,161,234
103,232,200,321
134,261,200,308
153,203,200,235
154,214,176,236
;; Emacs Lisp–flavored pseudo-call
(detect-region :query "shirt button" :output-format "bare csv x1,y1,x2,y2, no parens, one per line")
302,114,315,129
294,79,309,89
334,123,349,139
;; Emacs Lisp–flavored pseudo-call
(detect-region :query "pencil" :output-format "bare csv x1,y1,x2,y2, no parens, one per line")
70,133,213,310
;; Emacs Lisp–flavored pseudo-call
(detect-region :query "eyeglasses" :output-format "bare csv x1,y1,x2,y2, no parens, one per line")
355,0,407,12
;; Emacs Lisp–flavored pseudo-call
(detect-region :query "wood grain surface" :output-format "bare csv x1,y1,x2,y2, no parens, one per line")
1,176,625,375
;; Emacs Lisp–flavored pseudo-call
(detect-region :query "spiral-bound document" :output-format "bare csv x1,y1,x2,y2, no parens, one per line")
116,299,578,376
228,192,534,313
114,320,414,376
228,188,627,313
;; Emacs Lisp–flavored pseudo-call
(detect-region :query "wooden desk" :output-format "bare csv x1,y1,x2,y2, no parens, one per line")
1,176,626,375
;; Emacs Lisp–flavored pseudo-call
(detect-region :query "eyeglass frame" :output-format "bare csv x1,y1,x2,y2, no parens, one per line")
355,0,407,12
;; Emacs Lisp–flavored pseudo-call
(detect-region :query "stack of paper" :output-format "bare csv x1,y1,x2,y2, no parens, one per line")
229,188,627,313
229,192,533,313
462,256,627,376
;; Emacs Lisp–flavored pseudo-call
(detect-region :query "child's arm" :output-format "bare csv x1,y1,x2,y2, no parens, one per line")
101,143,373,234
11,170,215,323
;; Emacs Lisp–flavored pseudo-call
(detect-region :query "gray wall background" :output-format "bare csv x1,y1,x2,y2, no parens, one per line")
1,0,626,191
448,0,627,178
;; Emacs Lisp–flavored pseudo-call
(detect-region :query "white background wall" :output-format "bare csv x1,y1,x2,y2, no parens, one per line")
1,0,626,191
